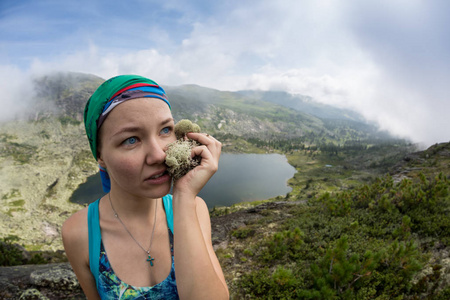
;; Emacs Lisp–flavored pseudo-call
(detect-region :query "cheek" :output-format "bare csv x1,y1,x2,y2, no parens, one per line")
167,138,177,148
107,154,141,179
167,134,177,145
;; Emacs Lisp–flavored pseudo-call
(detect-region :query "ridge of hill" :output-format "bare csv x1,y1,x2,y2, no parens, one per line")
238,89,366,122
0,71,412,253
24,72,404,146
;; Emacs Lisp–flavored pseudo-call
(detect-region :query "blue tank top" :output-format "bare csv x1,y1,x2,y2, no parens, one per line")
87,194,179,299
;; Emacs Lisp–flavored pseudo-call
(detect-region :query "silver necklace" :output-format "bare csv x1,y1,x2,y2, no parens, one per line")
108,193,158,266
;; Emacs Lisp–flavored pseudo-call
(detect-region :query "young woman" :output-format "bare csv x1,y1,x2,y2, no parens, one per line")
62,75,229,299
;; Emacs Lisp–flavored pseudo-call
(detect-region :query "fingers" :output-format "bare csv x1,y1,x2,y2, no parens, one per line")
187,132,221,146
188,132,221,170
187,132,221,156
173,133,221,195
191,145,218,173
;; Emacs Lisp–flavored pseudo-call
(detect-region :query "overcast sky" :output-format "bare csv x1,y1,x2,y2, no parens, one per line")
1,0,449,147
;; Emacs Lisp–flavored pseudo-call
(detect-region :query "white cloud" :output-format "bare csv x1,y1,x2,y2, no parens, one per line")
0,65,34,122
1,0,449,146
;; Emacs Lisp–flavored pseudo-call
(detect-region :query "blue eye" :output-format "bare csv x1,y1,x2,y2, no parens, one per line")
123,137,138,145
161,127,171,135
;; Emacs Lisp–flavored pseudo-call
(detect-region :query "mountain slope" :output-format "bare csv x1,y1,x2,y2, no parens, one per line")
0,72,410,252
212,142,450,299
23,72,398,146
32,72,104,121
166,84,325,140
238,90,365,121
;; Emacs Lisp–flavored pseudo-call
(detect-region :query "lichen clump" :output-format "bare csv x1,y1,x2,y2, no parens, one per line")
174,119,201,140
165,119,202,180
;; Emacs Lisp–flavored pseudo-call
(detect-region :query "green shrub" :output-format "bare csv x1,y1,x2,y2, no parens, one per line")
232,226,256,239
317,191,352,217
0,236,47,266
0,235,24,266
233,170,449,299
309,235,383,298
261,227,304,262
239,266,303,299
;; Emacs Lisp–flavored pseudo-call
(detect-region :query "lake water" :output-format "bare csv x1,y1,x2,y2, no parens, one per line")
69,153,297,209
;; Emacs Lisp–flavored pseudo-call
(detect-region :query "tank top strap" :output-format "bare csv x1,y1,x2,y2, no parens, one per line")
87,198,101,288
162,194,174,234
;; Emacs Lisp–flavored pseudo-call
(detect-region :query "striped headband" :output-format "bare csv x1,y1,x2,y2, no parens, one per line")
83,75,171,193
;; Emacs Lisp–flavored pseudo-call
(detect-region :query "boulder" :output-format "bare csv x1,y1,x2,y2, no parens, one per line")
0,263,85,300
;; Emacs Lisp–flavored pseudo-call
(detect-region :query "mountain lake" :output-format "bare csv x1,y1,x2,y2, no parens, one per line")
69,153,297,209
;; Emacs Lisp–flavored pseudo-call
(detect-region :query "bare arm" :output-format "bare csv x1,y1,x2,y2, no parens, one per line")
172,196,229,299
62,208,101,300
172,132,229,299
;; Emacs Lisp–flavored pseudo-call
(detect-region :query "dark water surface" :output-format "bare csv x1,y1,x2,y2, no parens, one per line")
69,153,296,209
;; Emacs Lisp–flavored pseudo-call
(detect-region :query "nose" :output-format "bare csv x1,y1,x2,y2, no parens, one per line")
145,138,167,165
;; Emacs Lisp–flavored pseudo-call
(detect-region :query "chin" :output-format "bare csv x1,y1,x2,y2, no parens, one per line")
143,182,172,198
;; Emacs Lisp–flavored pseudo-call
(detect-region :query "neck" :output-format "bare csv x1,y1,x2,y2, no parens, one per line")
108,190,160,221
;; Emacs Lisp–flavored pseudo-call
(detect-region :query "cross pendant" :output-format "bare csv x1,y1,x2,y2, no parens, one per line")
146,254,155,267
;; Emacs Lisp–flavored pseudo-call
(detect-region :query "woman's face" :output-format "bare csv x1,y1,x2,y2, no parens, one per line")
97,98,176,199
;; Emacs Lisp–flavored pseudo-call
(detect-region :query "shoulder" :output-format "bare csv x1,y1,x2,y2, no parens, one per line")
62,206,89,239
62,206,101,299
194,196,212,233
195,196,208,210
62,206,89,261
195,196,209,216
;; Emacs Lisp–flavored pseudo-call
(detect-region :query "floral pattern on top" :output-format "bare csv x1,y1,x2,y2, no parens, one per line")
97,230,178,300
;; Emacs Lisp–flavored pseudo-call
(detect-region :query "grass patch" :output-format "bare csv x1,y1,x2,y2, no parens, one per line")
232,226,256,239
2,189,21,200
10,199,25,207
0,141,38,164
58,116,81,126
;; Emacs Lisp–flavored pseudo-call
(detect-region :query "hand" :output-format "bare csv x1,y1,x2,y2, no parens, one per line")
172,133,222,198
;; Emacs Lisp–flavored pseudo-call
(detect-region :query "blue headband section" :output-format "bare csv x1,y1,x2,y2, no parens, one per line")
99,165,111,193
101,86,171,114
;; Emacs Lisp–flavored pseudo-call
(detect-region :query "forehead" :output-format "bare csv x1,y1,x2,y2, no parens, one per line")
100,98,172,133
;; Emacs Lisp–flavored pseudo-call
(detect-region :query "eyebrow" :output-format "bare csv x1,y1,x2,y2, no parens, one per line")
161,117,175,125
111,117,174,137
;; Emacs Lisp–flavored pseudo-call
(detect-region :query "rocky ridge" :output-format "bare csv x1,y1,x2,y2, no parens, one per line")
0,119,97,251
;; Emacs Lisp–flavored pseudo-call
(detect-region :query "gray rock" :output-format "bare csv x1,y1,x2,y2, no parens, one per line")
0,263,85,300
19,288,49,300
30,264,79,290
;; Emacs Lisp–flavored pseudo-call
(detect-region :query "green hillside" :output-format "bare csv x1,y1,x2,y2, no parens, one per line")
214,142,450,299
239,90,365,121
3,72,446,298
0,72,414,252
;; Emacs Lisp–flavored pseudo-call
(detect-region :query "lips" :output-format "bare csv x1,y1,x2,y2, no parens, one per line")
144,169,170,184
149,172,166,179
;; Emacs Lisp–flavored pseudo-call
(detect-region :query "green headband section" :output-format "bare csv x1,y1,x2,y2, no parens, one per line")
84,75,162,160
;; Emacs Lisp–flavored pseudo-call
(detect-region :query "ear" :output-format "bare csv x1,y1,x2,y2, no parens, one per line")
97,153,107,169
